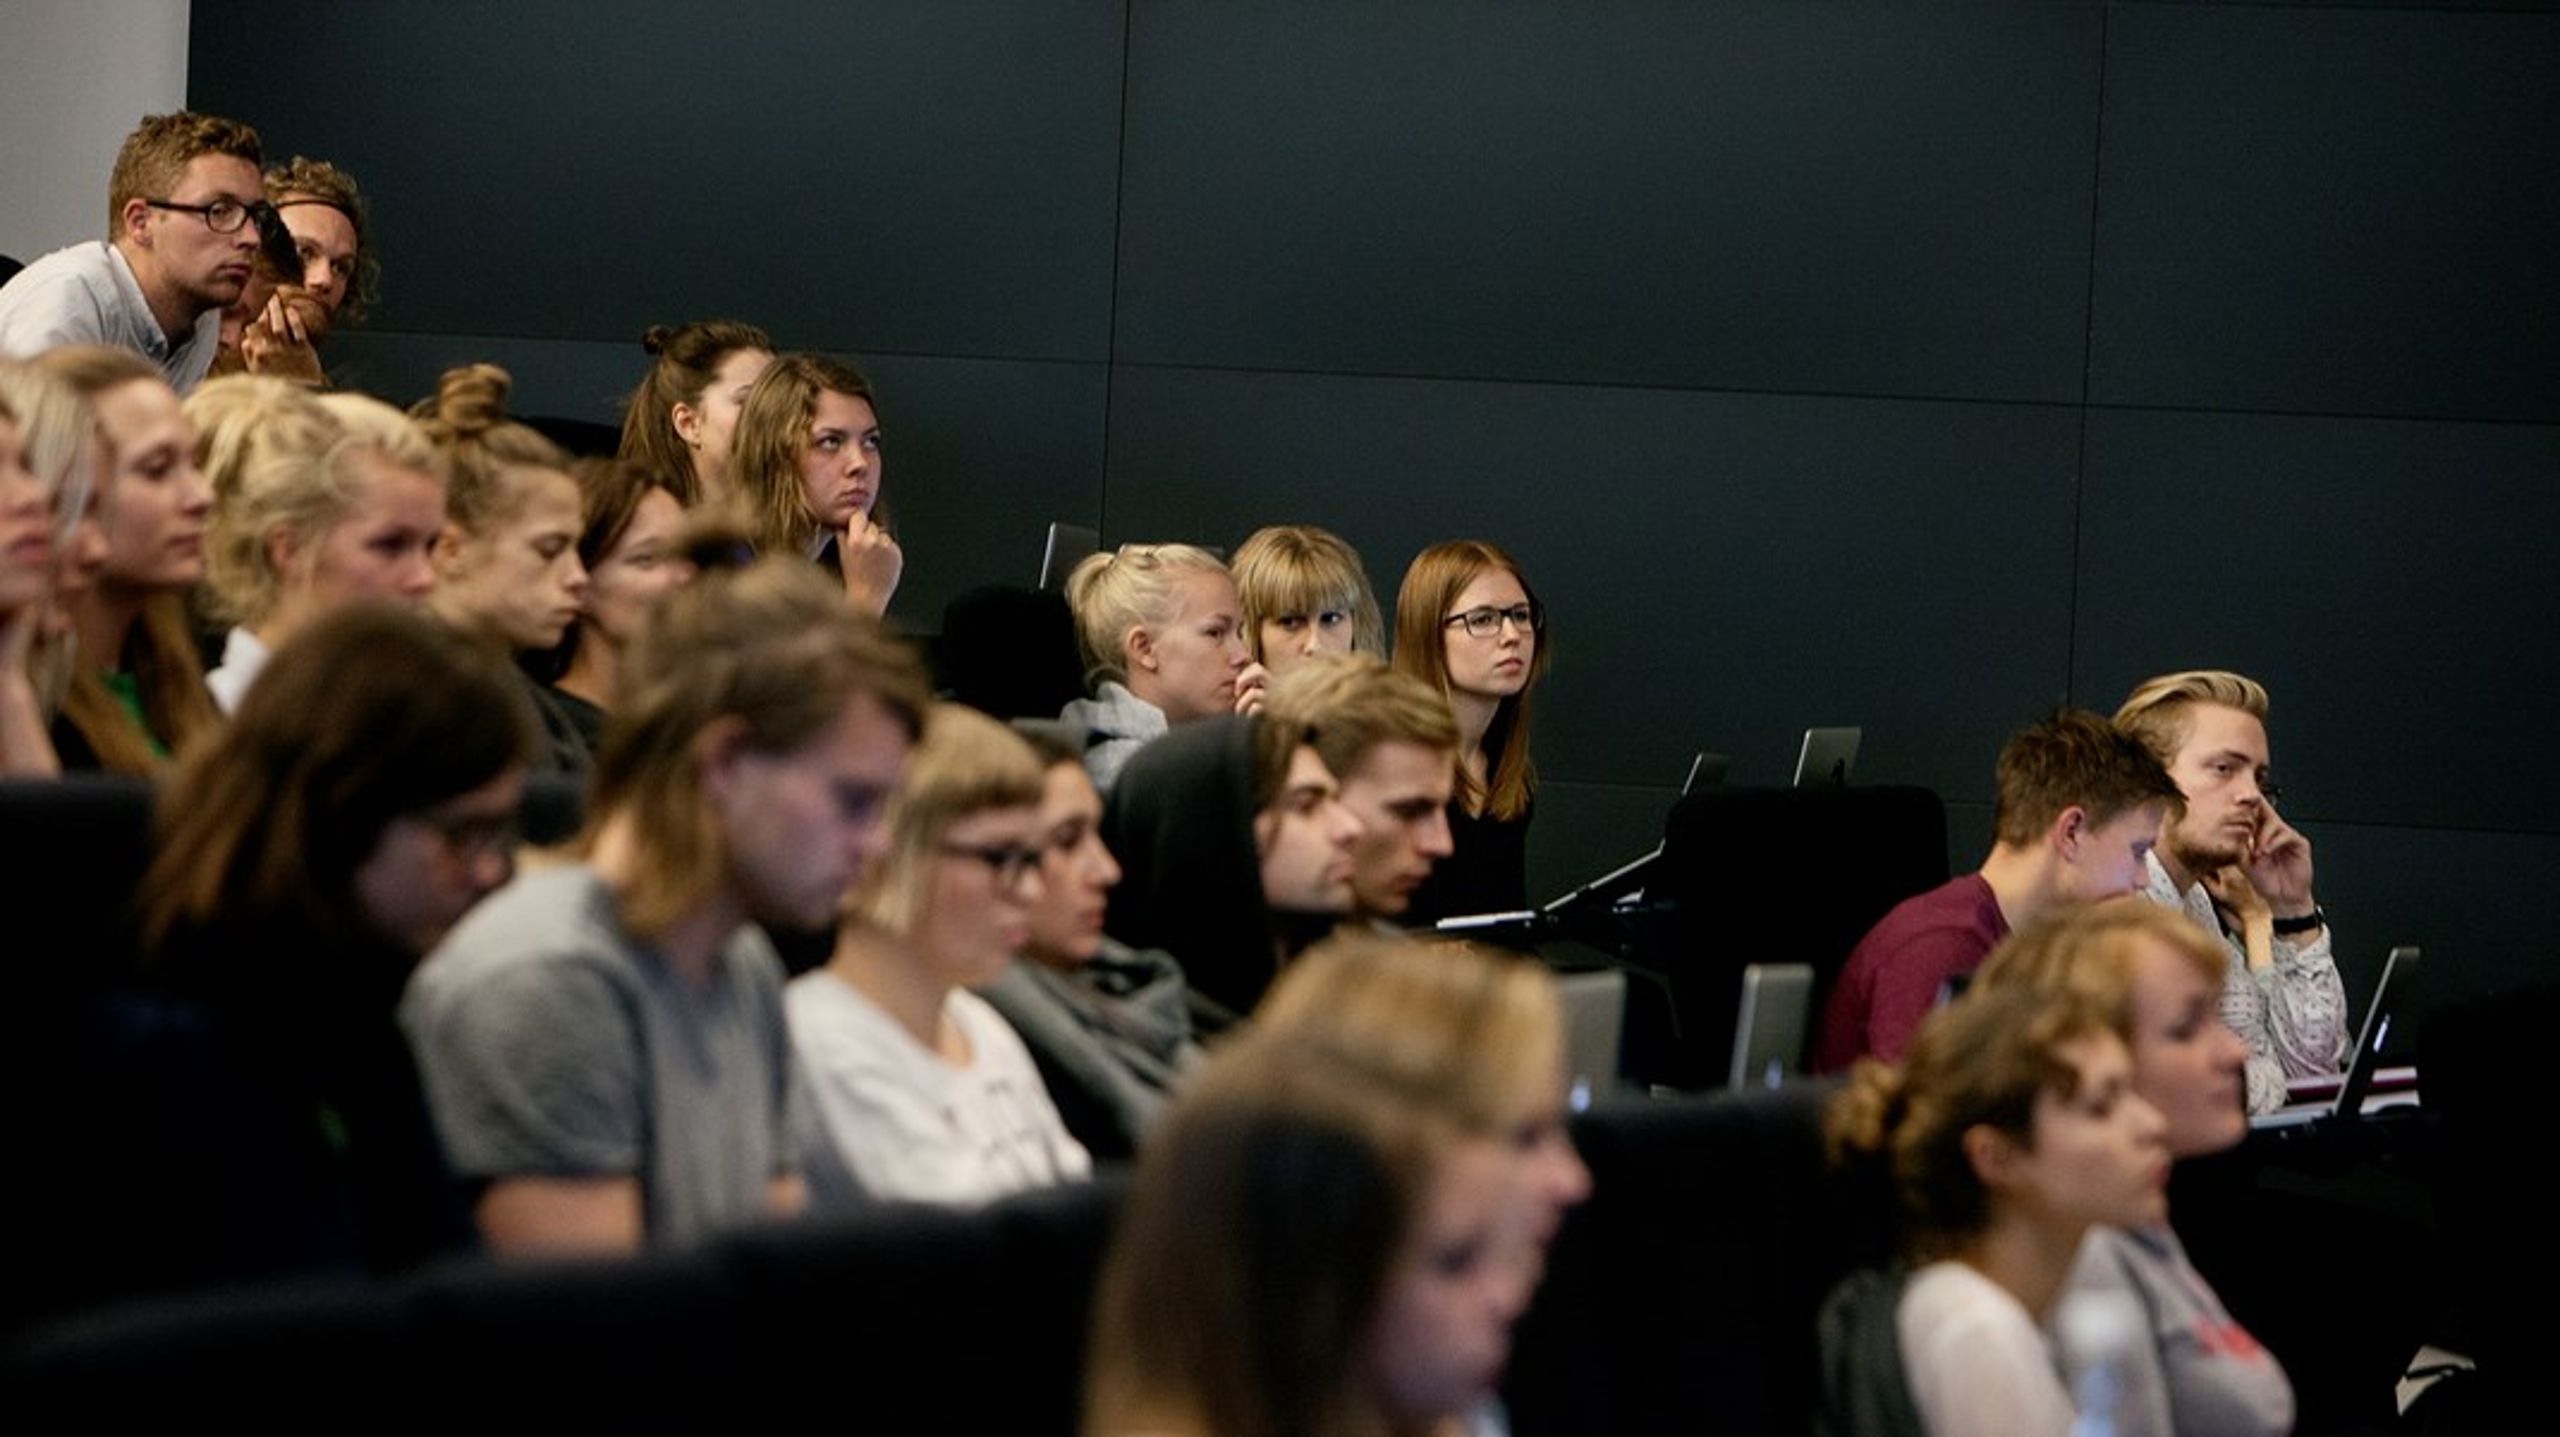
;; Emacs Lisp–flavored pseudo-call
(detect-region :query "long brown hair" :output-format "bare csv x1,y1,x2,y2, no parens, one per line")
1391,539,1549,821
1084,1042,1462,1437
616,319,771,505
727,352,878,558
141,602,537,960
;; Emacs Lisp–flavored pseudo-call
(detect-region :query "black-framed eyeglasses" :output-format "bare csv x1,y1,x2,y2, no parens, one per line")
941,841,1045,887
1442,602,1543,640
414,806,520,861
143,196,277,236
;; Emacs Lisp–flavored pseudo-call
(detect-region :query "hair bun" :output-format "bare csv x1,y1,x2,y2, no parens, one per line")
433,363,513,437
641,325,672,356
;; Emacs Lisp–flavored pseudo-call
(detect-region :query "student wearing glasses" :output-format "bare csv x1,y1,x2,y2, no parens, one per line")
0,112,271,394
1392,539,1550,923
788,702,1092,1209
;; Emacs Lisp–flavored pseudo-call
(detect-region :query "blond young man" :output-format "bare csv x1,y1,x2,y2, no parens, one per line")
2117,670,2347,1113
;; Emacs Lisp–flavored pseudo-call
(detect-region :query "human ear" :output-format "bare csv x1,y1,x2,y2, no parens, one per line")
671,401,705,449
691,715,752,806
2053,805,2089,857
119,198,154,246
428,523,468,576
264,525,307,582
1962,1123,2024,1191
1125,624,1158,675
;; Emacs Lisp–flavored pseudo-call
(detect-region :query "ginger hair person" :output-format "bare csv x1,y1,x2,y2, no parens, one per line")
616,319,772,507
33,345,219,773
1391,539,1550,919
1231,523,1386,677
191,377,444,710
727,351,900,614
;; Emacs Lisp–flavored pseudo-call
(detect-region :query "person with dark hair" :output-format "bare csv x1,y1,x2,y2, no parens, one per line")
413,363,592,772
728,351,901,613
34,345,220,772
1821,980,2171,1437
0,112,268,393
1392,539,1549,922
403,560,927,1254
1815,709,2180,1070
36,604,537,1315
1083,1037,1539,1437
616,320,773,507
1101,712,1363,1023
977,720,1202,1160
263,156,375,328
547,457,693,749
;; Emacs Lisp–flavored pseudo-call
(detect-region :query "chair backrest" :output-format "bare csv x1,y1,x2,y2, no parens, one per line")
1648,785,1949,1087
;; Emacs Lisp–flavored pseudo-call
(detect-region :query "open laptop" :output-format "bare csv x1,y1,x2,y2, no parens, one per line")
2252,945,2421,1131
1433,750,1726,936
1728,963,1814,1090
1792,727,1861,787
1037,522,1100,592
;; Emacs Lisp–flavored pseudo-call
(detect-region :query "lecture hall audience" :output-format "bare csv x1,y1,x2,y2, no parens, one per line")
0,99,2450,1437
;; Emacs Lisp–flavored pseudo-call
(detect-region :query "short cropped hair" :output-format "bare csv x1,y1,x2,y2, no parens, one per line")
1064,542,1232,689
265,156,378,325
1230,524,1386,660
586,560,930,939
2113,670,2271,770
108,112,262,239
1264,651,1458,785
1989,708,2181,847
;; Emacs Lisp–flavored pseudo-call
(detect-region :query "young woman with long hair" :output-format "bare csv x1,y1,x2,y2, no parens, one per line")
33,345,220,773
727,351,902,614
546,457,694,749
0,359,96,775
1391,539,1549,920
616,319,772,507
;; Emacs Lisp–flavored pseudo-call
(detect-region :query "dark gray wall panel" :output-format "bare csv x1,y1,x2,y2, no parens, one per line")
2300,821,2560,1028
2073,408,2560,835
1117,2,2102,401
327,332,1107,630
189,1,1125,359
2091,6,2560,420
1528,780,1688,904
1105,367,2082,797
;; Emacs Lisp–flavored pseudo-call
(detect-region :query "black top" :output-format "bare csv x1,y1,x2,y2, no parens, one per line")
1405,798,1533,924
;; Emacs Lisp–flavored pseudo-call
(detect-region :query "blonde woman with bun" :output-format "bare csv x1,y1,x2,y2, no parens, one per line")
413,363,590,771
1060,542,1265,792
191,376,446,710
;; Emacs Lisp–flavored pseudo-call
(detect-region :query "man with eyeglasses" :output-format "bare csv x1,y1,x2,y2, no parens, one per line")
0,112,268,393
2116,669,2347,1113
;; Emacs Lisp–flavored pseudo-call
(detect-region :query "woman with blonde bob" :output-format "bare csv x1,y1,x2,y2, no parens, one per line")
35,345,220,773
788,702,1091,1209
1061,542,1263,791
727,351,901,614
1085,1037,1540,1437
192,377,446,709
1231,523,1385,676
1255,932,1591,1265
1970,900,2292,1437
1820,979,2172,1437
1392,539,1551,921
0,359,96,775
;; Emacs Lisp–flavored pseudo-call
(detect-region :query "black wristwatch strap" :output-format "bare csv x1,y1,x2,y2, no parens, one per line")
2271,906,2326,936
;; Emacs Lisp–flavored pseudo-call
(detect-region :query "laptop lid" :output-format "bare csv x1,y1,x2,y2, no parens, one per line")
2330,945,2419,1119
1038,522,1100,592
1729,963,1814,1090
1793,727,1861,787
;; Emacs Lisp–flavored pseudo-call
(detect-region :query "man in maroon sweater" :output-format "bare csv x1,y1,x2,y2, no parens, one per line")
1814,709,2179,1070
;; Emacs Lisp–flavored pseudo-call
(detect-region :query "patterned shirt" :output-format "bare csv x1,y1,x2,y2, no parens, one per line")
2141,851,2347,1113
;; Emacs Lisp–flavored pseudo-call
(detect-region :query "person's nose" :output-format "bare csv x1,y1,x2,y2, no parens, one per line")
561,552,590,600
1085,834,1122,891
1419,807,1455,859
